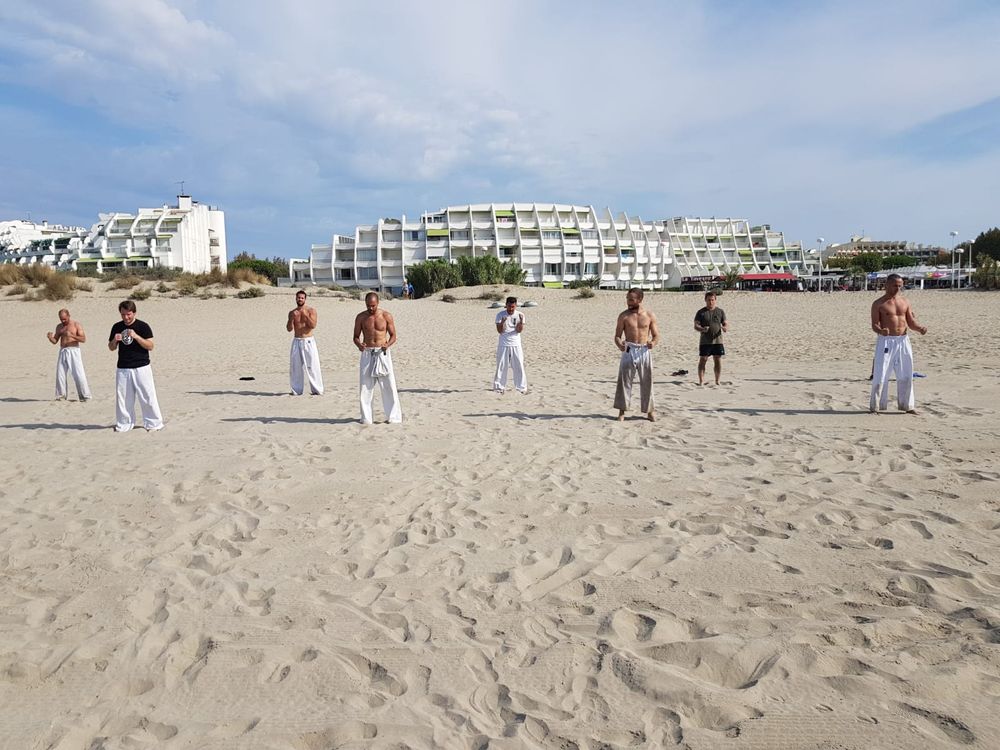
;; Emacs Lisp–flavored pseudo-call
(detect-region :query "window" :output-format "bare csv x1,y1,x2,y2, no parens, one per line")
357,250,377,262
336,268,354,281
581,230,598,239
357,267,378,280
565,262,580,275
450,230,469,240
541,230,561,240
584,263,599,275
405,231,422,241
545,263,561,275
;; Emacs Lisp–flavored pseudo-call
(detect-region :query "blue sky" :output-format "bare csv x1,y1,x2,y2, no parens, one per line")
1,1,997,257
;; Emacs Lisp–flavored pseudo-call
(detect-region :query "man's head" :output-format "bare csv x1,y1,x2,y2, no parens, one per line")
58,308,70,324
365,291,379,314
704,291,717,309
505,296,517,314
295,290,307,307
626,287,643,310
118,300,137,325
886,274,904,295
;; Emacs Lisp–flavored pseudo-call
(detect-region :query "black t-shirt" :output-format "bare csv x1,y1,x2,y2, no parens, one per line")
695,307,726,345
109,319,153,368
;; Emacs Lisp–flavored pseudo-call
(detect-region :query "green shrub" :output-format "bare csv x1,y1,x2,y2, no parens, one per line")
236,286,265,299
575,287,595,299
441,293,457,303
229,253,289,284
75,278,94,292
406,259,462,297
156,282,169,293
176,277,197,296
6,283,27,296
129,287,151,301
479,290,504,301
327,283,345,291
348,289,362,300
568,276,599,289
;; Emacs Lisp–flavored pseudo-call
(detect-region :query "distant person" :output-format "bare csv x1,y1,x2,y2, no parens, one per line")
869,274,927,414
287,289,323,395
613,288,659,421
48,308,92,401
407,281,414,299
694,291,728,385
493,296,527,393
108,300,163,432
353,292,402,424
401,278,410,300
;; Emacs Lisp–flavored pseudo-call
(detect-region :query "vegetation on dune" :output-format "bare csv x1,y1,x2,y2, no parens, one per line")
407,256,526,298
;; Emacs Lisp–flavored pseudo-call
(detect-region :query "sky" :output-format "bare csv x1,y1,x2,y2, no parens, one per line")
1,0,998,258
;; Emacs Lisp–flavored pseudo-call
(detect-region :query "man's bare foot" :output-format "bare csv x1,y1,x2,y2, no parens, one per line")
697,381,704,386
617,410,625,422
905,409,918,415
869,408,879,415
646,411,656,422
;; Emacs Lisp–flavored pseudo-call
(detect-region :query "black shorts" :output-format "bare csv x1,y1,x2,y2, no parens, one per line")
699,343,725,357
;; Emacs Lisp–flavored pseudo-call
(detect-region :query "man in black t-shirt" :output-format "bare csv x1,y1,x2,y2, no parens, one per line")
108,300,164,432
694,291,728,386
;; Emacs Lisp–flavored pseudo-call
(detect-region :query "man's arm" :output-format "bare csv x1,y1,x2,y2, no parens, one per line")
286,310,294,332
721,311,728,333
384,312,397,348
515,313,524,333
905,303,927,335
48,327,59,345
870,300,887,335
305,306,318,329
129,331,154,351
647,312,660,348
71,324,86,344
495,315,505,334
614,313,626,351
694,313,705,333
353,314,365,351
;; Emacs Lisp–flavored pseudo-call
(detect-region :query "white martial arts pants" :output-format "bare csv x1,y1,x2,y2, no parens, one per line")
614,343,654,413
290,337,324,395
115,365,164,432
869,334,915,412
494,343,527,392
55,347,92,400
360,348,402,424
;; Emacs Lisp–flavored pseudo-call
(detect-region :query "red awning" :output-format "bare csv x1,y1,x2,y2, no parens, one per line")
739,273,796,281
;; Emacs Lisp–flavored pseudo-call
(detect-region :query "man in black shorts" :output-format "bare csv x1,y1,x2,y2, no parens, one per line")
694,291,728,385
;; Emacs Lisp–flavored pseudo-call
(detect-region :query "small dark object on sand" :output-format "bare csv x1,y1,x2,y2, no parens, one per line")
239,376,256,381
670,369,689,376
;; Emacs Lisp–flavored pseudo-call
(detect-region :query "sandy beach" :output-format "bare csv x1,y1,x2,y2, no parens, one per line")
1,285,999,749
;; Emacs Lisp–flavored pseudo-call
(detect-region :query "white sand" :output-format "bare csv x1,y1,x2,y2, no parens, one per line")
1,285,999,749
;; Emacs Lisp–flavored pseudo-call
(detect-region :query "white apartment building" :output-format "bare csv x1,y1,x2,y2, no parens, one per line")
290,203,807,291
828,236,944,264
0,195,227,274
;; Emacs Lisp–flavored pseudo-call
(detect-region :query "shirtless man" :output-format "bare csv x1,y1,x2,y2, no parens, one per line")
869,274,927,414
287,290,323,395
48,308,92,401
353,292,402,424
613,288,660,421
